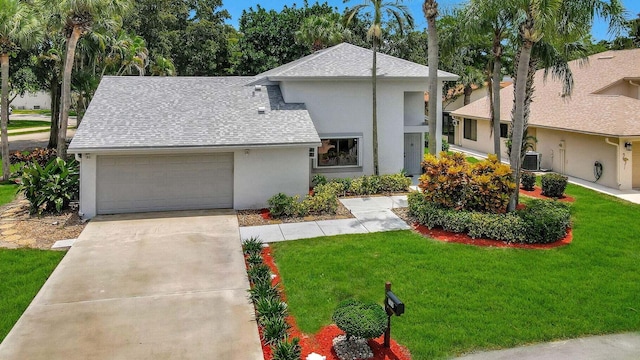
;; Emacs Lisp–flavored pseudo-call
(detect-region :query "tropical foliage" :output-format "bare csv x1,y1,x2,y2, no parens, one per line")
19,157,79,214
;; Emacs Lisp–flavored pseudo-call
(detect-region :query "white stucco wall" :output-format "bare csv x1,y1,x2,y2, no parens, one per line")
280,79,430,177
10,91,51,110
234,147,310,209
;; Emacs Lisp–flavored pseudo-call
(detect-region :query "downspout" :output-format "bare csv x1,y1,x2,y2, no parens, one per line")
605,138,621,187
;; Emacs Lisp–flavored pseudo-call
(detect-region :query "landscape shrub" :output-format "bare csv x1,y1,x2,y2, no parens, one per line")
517,200,571,244
349,175,381,195
329,177,352,195
311,174,327,187
255,297,288,323
242,237,263,256
247,264,272,285
248,280,280,302
419,152,469,209
261,316,290,345
442,139,450,152
541,173,568,198
268,193,304,218
521,171,536,191
379,173,412,192
303,189,337,214
246,252,264,267
332,299,387,340
9,148,57,167
271,337,301,360
20,157,79,214
408,193,570,244
466,155,515,213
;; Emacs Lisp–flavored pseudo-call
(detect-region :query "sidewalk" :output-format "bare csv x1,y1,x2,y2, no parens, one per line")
455,333,640,360
450,145,640,205
238,195,410,242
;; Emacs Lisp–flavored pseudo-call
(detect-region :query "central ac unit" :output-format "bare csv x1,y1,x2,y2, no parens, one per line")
522,151,541,171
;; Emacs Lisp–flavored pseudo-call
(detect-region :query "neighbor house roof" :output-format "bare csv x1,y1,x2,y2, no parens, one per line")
451,49,640,137
256,42,459,81
68,76,321,152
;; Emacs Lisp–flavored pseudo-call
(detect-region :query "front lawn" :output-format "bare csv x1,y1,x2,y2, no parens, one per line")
0,183,19,207
8,120,50,131
270,183,640,359
0,249,64,342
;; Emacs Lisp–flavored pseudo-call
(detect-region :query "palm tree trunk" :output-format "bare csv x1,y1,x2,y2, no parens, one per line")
372,37,379,175
426,13,439,156
1,54,10,181
492,54,502,157
508,40,533,212
57,26,82,159
48,79,61,149
463,85,472,105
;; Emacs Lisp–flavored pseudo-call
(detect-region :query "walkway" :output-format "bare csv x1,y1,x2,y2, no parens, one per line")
0,210,263,360
454,333,640,360
239,195,410,242
450,145,640,205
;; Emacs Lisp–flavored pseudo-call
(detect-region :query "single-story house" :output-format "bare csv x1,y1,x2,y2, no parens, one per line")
451,48,640,190
69,43,458,218
10,90,51,110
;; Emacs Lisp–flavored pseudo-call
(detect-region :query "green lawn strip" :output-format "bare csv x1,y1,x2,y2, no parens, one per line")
0,183,19,206
270,183,640,359
0,249,65,342
11,109,51,116
8,120,50,131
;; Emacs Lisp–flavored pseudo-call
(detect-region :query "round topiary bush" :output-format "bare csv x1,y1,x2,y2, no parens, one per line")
332,299,387,340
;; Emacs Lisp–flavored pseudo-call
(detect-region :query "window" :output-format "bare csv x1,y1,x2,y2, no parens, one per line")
500,123,509,138
317,138,360,167
463,118,477,141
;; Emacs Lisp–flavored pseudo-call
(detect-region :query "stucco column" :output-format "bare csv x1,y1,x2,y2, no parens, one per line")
79,153,97,219
435,81,443,155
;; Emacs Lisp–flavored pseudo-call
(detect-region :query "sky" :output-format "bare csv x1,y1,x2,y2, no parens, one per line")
223,0,640,41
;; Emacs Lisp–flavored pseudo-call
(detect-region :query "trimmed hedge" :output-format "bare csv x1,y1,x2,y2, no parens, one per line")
408,192,571,244
541,173,568,198
521,171,536,191
332,299,387,340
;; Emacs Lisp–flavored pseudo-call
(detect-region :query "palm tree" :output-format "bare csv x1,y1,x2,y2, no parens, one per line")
466,0,514,157
295,14,352,52
150,56,176,76
345,0,413,175
423,0,439,156
507,0,625,211
48,0,130,159
0,0,41,180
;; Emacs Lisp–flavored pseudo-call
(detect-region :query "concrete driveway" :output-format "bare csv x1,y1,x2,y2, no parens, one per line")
0,210,262,360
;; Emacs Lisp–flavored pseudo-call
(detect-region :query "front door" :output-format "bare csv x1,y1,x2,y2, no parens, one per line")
404,133,422,176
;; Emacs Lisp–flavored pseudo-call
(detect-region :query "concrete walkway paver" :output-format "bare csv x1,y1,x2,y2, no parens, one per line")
0,210,263,360
238,195,410,242
455,333,640,360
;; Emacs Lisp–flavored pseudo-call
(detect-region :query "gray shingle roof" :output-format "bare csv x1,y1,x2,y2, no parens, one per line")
256,43,459,81
68,76,321,152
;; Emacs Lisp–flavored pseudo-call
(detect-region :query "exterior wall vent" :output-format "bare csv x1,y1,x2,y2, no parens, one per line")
258,106,266,114
254,85,262,91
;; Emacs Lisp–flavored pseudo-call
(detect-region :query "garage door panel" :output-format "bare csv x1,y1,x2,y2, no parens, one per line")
97,154,233,214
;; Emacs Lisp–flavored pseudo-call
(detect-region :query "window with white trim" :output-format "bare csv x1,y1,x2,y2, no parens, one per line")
316,137,360,167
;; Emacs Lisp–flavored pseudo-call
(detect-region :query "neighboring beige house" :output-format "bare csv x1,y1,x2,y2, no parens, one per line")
10,91,51,110
451,48,640,190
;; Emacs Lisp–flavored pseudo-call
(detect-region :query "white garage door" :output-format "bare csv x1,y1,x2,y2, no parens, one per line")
96,153,233,214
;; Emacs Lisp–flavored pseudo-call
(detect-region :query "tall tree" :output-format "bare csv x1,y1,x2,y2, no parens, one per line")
345,0,414,175
466,0,514,157
234,2,336,75
423,0,439,156
48,0,131,159
507,0,625,211
295,13,352,52
0,0,41,180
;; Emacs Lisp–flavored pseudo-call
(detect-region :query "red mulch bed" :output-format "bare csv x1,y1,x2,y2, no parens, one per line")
255,247,412,360
412,224,572,250
519,186,575,202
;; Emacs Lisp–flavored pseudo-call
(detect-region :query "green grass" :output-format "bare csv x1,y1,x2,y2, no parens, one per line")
424,148,479,164
0,183,19,206
270,183,640,359
0,249,65,341
8,120,49,131
11,109,76,116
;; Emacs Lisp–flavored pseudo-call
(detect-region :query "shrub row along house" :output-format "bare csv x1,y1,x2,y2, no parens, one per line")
68,43,458,218
451,48,640,190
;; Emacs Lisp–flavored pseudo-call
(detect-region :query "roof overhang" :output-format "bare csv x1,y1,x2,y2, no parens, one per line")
267,74,459,82
68,142,322,155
